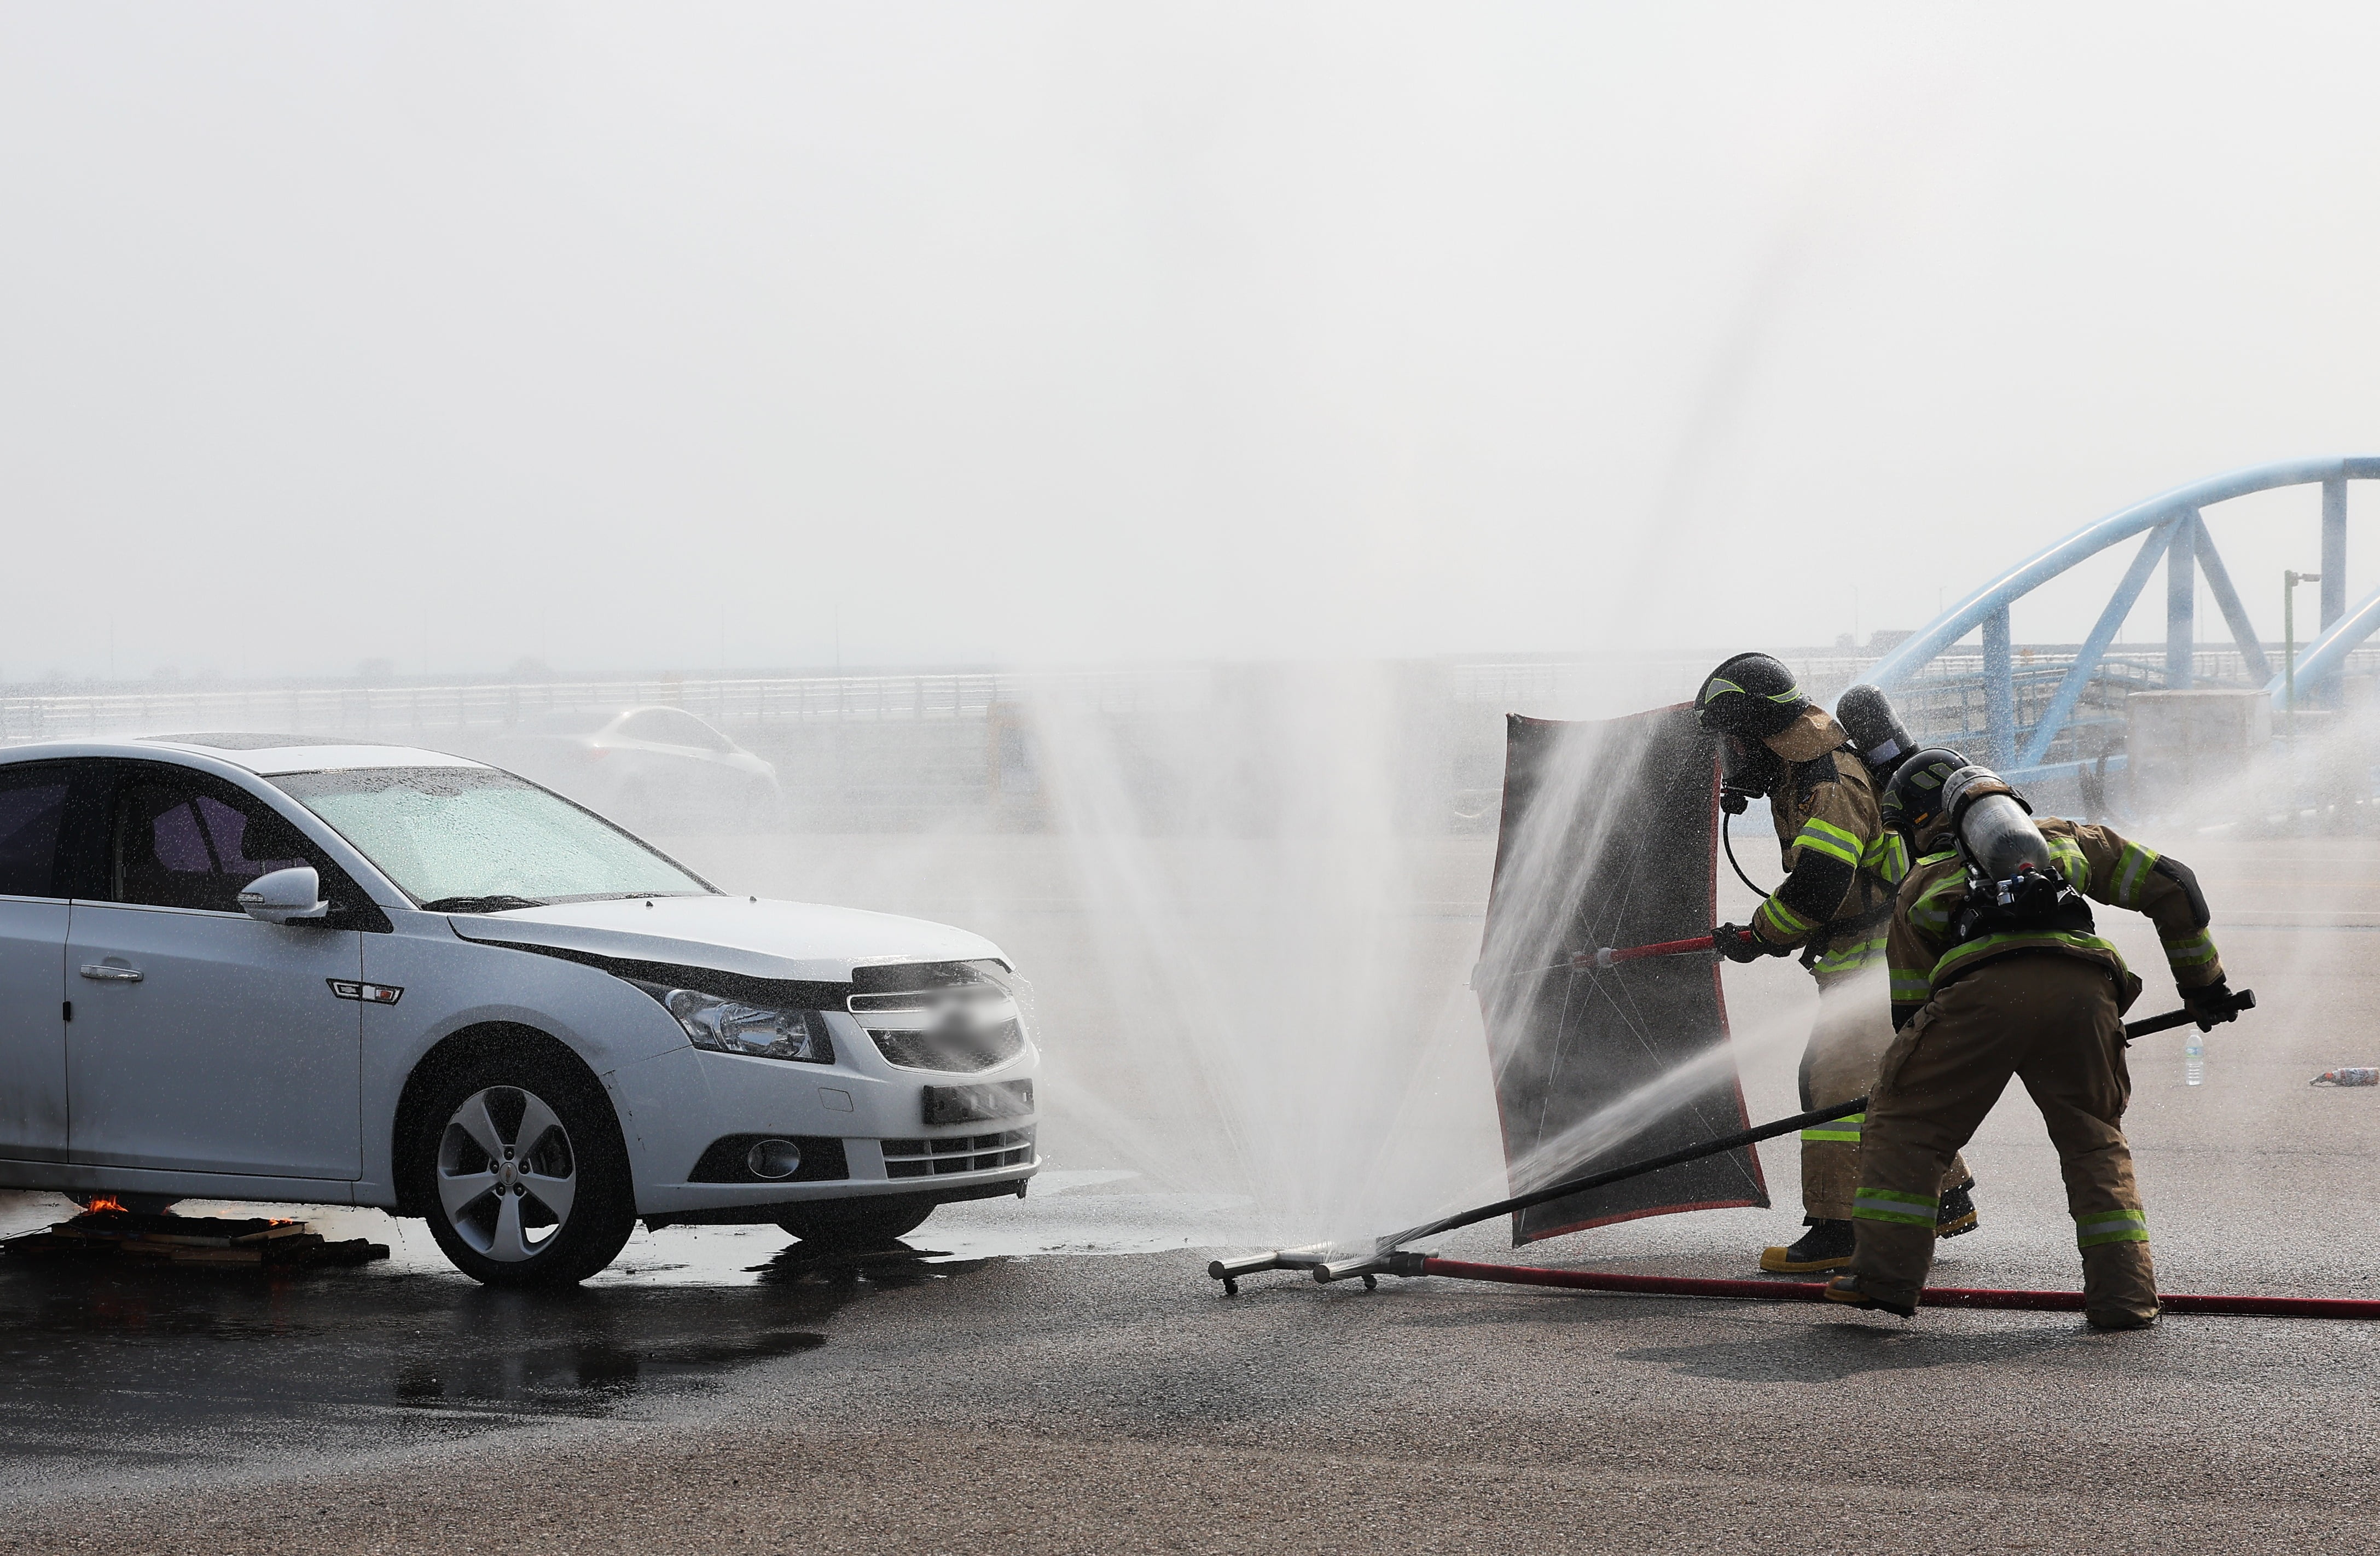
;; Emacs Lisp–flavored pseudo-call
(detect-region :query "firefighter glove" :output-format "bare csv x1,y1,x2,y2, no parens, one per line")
2184,977,2247,1031
1713,922,1786,963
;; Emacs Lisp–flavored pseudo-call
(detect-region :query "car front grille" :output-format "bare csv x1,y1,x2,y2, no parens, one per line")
879,1127,1036,1180
867,1017,1026,1073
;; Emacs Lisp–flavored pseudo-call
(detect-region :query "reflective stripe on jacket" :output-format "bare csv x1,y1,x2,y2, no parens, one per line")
1751,708,1905,978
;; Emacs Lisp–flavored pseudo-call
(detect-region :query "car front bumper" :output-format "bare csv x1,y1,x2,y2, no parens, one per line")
607,1033,1041,1216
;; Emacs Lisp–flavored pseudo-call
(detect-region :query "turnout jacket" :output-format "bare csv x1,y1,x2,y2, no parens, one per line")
1749,707,1908,979
1886,815,2225,1030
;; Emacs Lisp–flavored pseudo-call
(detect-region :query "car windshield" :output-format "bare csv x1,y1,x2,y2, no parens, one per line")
269,767,710,908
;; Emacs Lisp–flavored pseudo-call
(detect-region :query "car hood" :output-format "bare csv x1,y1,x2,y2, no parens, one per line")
443,895,1005,983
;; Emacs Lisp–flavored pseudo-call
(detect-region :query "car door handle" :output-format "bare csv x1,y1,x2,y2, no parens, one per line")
78,964,144,983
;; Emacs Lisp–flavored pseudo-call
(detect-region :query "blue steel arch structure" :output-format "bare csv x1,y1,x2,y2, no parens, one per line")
1855,456,2380,775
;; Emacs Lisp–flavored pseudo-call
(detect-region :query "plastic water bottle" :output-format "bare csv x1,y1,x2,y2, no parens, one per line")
2185,1030,2205,1087
2312,1067,2380,1087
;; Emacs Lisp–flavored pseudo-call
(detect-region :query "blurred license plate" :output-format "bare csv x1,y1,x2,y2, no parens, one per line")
922,1080,1034,1125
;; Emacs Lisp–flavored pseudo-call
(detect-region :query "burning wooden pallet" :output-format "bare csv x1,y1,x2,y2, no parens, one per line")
1,1206,390,1269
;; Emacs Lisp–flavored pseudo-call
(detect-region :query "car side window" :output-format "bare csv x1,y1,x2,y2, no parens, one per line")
112,779,314,914
0,766,71,899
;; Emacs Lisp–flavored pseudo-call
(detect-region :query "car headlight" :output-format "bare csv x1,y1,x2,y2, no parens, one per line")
662,988,836,1065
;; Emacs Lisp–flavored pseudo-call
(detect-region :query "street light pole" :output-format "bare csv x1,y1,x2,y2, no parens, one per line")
2285,568,2323,736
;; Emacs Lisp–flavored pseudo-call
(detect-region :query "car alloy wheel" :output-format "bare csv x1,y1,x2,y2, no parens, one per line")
436,1085,579,1262
403,1038,637,1287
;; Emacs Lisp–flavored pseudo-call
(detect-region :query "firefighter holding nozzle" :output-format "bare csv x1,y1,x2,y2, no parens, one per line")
1824,751,2250,1328
1693,654,1978,1274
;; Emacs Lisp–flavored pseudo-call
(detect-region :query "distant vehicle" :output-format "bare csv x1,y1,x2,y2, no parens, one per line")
496,705,781,831
0,735,1039,1285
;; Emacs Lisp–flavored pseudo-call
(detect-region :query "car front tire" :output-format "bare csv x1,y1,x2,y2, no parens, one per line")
401,1044,637,1287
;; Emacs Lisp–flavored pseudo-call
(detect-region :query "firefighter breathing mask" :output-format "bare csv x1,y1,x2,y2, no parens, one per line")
1718,732,1783,810
1700,653,1806,810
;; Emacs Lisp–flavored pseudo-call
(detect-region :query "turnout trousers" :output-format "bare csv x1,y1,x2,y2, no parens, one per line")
1848,953,2157,1323
1800,972,1970,1221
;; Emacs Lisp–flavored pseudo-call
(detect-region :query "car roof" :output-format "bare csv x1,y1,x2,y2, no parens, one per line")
0,735,492,777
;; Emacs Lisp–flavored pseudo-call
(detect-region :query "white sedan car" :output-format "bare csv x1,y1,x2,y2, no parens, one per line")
0,735,1038,1285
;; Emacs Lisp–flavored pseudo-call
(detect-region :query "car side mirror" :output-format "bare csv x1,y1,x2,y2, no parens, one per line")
239,866,329,925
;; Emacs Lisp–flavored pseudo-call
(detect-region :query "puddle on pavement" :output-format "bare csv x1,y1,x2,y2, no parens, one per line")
0,1171,1246,1487
0,1220,870,1483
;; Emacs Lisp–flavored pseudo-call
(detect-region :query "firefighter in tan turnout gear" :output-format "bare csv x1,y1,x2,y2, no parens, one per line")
1825,752,2249,1328
1690,655,1976,1274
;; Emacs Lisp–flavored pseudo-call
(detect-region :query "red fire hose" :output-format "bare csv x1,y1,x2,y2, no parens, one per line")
1419,1257,2380,1320
1571,934,1714,971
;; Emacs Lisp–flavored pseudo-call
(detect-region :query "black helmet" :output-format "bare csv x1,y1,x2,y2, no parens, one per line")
1880,747,1970,839
1694,653,1809,738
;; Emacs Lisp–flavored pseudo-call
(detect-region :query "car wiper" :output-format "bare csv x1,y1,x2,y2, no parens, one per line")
419,894,547,914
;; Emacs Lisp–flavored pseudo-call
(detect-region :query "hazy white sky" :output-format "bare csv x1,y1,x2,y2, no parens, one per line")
4,3,2377,680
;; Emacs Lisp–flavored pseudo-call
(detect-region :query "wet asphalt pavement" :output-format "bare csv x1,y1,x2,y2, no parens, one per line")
0,1167,1224,1497
6,1200,2380,1555
4,834,2379,1552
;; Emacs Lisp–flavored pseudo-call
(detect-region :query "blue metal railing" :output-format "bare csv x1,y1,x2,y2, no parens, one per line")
1856,457,2380,775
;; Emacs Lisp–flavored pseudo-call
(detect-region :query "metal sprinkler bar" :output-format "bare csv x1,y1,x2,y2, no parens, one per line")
1206,1245,1339,1294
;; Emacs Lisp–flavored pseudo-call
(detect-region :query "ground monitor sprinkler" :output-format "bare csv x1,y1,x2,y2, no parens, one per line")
1203,992,2380,1321
1206,1095,1867,1294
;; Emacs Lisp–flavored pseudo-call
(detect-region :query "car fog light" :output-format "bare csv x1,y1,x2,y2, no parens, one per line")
746,1139,803,1180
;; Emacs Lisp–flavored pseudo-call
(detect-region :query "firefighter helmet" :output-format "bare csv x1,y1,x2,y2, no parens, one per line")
1694,653,1809,738
1879,747,1971,838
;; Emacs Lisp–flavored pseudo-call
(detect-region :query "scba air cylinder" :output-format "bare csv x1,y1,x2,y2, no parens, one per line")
1836,684,1917,782
1941,767,2051,881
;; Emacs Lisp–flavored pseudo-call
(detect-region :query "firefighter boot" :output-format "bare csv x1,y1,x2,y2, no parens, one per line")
1935,1179,1979,1239
2081,1239,2160,1330
1822,1273,1916,1319
1761,1218,1854,1274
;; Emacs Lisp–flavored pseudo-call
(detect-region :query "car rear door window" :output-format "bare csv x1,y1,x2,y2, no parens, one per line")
112,780,312,914
0,768,69,899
